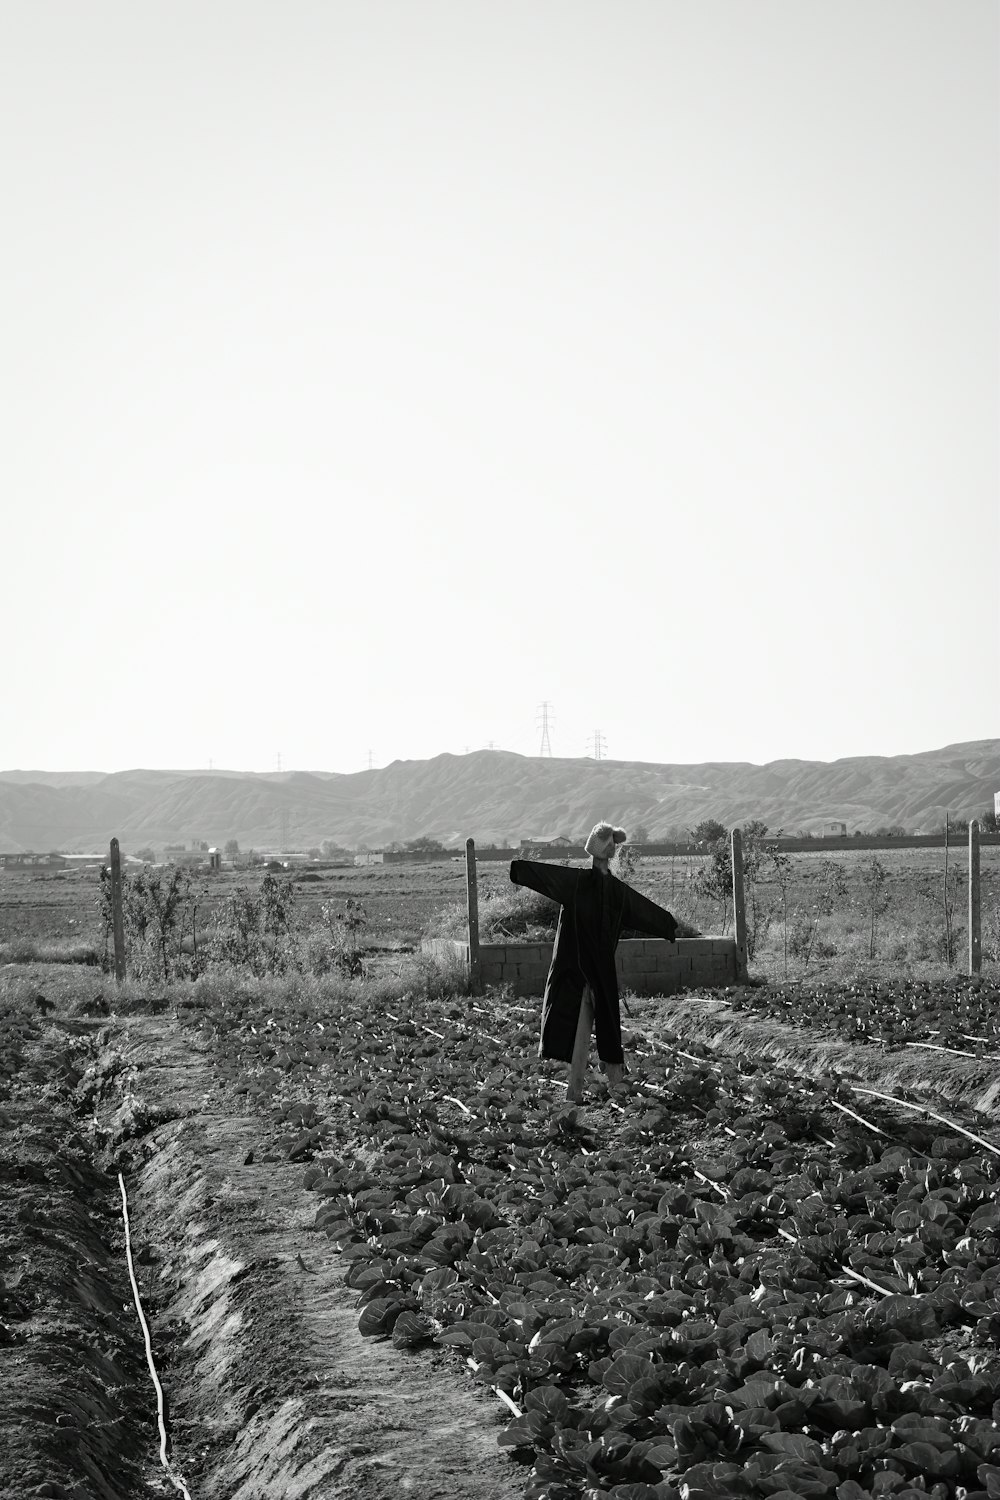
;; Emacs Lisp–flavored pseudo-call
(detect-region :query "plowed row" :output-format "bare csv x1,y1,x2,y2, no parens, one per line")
190,977,1000,1500
2,967,999,1500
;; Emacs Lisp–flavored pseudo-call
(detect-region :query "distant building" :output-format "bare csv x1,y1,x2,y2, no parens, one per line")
823,822,848,837
995,791,1000,821
354,852,384,866
170,848,221,871
0,851,68,869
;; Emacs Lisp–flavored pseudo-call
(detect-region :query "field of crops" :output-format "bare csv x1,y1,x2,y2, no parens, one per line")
4,845,997,983
2,945,1000,1499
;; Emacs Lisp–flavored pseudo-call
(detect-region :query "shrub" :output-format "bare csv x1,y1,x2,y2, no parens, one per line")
428,883,558,943
317,897,368,977
210,873,298,978
97,864,200,982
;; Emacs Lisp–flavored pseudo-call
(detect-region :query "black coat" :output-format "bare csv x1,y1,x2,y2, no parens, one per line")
508,860,678,1064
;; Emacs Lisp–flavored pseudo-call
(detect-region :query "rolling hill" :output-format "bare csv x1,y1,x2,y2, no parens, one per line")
1,740,998,854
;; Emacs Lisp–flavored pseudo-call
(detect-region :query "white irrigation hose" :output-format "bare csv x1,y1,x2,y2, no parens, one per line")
691,1163,895,1296
906,1040,981,1060
850,1087,1000,1159
117,1172,193,1500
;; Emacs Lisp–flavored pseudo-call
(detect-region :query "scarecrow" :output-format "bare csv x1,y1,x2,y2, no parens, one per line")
509,822,680,1101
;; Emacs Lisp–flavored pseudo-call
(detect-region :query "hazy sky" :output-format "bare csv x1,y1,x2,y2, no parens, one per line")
4,1,997,774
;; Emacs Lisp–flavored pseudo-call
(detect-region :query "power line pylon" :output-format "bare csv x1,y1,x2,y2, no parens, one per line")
589,730,607,760
367,749,374,770
536,701,554,757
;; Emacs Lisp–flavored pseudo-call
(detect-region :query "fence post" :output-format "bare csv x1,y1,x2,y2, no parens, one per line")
466,837,481,994
109,837,126,982
731,828,748,982
969,820,981,976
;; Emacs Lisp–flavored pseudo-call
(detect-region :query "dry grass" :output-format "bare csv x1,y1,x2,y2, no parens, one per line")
0,938,99,966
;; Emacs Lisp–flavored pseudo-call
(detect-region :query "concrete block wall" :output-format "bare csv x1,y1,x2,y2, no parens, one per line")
421,936,738,997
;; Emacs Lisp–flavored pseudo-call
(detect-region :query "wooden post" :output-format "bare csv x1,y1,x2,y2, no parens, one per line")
944,812,952,963
465,837,481,994
969,820,981,975
109,837,126,982
731,828,748,982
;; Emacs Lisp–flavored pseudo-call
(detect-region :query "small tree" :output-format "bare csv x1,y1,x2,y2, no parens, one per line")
788,859,848,972
861,855,892,960
694,838,732,932
770,848,794,978
631,823,651,846
320,897,368,976
740,821,773,961
691,819,728,847
613,842,642,885
224,839,240,858
212,873,298,977
98,864,196,981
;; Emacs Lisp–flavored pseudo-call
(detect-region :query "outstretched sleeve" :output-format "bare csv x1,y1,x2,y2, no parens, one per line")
620,885,679,942
508,860,579,908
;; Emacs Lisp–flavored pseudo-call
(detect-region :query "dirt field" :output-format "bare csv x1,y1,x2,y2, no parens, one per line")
3,852,995,966
0,861,471,958
0,971,522,1500
2,956,1000,1499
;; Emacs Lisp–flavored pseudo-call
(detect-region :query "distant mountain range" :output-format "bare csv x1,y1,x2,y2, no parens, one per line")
0,741,998,854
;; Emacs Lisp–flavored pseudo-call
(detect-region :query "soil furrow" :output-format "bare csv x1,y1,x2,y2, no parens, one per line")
97,1014,522,1500
0,1015,169,1500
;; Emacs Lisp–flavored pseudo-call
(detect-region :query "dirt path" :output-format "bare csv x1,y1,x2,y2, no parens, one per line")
0,1010,171,1500
94,1012,523,1500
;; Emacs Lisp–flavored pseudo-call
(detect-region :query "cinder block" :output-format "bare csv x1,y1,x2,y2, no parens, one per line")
625,956,659,975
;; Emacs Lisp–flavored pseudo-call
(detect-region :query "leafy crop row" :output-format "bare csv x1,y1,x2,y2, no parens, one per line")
729,976,1000,1055
188,980,1000,1500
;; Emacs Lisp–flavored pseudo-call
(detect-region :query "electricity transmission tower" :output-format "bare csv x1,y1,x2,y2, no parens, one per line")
589,730,607,760
536,701,554,756
367,749,374,770
276,750,282,773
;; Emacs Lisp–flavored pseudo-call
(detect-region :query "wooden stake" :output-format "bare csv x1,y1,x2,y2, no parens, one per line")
466,837,481,994
109,837,126,982
731,828,748,981
567,989,593,1100
969,819,981,975
943,812,952,964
